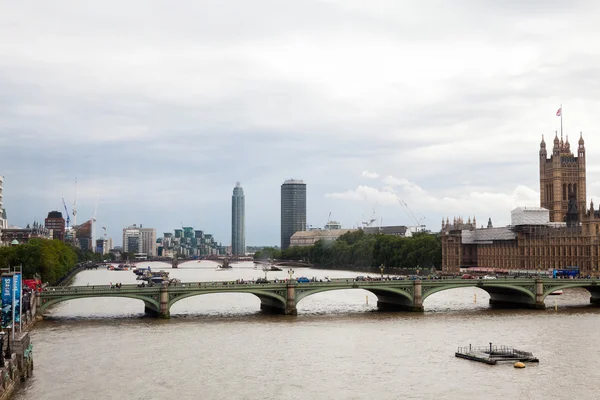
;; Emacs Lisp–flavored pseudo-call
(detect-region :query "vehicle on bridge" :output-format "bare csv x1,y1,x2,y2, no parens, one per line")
553,267,579,278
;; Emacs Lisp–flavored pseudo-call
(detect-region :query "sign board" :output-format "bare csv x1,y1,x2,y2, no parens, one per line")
1,275,12,328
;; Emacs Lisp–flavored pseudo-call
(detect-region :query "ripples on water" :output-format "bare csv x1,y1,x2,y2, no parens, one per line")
13,262,600,400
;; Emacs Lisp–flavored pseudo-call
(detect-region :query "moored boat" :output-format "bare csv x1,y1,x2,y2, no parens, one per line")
217,258,232,269
550,290,564,295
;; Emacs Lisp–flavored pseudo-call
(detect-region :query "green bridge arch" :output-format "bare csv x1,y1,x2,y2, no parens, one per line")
168,289,287,311
421,283,536,302
39,293,161,314
541,281,600,299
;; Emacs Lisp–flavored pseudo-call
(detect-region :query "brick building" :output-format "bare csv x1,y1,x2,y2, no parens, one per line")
442,132,600,276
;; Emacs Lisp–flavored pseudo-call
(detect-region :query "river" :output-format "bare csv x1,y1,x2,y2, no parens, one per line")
13,261,600,399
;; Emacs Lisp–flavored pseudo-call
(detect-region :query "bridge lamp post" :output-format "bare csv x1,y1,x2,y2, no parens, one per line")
288,268,294,282
379,264,384,280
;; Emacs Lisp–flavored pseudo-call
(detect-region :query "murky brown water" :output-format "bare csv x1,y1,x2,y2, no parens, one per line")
13,261,600,399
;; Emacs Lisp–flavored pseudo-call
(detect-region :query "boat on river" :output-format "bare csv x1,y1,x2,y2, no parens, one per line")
217,259,232,270
550,290,564,295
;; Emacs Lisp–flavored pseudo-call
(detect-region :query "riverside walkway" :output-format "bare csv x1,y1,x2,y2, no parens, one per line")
36,277,600,318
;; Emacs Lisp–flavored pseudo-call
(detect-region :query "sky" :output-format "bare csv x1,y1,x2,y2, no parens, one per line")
3,0,600,247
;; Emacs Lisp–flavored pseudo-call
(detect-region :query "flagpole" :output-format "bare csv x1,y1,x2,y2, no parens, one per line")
560,104,563,138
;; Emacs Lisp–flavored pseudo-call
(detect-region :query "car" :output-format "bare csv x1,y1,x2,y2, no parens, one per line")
461,274,475,279
483,275,497,279
297,277,310,283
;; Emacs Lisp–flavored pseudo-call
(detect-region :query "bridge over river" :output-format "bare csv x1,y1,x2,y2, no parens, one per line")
37,277,600,318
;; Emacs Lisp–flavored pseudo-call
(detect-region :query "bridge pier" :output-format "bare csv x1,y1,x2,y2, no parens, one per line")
375,280,423,312
258,283,296,315
286,283,297,315
158,285,170,318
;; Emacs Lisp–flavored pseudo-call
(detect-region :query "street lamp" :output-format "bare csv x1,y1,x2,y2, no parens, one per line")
416,264,420,278
288,268,295,281
379,264,384,280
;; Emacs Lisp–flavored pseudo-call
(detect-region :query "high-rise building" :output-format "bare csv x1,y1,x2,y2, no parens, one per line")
74,219,93,250
123,226,141,253
281,179,306,250
140,227,157,257
539,133,586,222
44,211,66,241
96,238,113,255
122,224,156,256
231,182,245,255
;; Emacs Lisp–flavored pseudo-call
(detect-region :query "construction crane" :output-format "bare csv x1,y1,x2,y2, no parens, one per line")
61,198,71,228
397,199,426,232
72,177,78,228
362,209,376,228
92,195,99,245
326,212,332,230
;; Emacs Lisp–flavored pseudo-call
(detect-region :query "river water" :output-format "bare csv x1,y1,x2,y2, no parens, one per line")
13,261,600,399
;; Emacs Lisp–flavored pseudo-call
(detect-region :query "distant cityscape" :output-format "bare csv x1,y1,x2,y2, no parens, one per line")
0,177,416,258
4,130,600,277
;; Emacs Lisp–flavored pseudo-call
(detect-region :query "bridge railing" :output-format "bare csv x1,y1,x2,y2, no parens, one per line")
42,277,600,294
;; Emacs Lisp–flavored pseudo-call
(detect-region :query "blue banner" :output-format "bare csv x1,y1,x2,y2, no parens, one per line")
13,273,21,324
1,275,12,328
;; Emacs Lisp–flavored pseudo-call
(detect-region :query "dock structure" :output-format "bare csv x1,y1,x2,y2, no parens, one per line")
455,344,539,365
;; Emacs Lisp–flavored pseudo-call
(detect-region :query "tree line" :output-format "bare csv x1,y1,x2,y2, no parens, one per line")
254,230,442,271
0,239,108,283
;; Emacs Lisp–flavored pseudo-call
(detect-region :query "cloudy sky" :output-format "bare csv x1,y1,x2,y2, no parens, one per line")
2,0,600,247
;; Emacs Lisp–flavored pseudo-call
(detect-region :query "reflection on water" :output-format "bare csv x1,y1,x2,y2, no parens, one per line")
14,262,600,400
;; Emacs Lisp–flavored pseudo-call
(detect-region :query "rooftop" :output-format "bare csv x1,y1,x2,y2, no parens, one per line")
283,179,305,185
462,227,517,244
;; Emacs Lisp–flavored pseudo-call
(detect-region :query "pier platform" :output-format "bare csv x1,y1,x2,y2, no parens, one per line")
455,344,539,365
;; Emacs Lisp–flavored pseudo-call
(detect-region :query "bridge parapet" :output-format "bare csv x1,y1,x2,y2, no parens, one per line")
38,278,600,318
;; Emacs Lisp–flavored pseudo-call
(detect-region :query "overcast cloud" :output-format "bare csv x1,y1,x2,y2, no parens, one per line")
2,0,600,246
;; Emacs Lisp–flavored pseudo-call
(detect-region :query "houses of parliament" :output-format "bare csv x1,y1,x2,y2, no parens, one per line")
441,131,600,275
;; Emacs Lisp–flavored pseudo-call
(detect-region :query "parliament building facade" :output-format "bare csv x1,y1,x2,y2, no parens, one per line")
442,132,600,276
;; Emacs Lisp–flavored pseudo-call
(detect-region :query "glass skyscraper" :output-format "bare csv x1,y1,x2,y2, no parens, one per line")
231,182,246,255
281,179,306,250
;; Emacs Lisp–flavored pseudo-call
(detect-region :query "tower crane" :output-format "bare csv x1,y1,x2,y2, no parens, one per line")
397,199,426,232
72,177,78,228
61,198,71,228
92,195,99,245
362,209,376,228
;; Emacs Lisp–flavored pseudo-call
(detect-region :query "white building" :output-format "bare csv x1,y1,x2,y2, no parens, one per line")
122,224,156,256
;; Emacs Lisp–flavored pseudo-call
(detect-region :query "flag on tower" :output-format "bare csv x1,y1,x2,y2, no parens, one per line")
556,107,562,117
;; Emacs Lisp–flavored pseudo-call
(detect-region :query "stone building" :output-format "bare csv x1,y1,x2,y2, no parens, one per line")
442,132,600,276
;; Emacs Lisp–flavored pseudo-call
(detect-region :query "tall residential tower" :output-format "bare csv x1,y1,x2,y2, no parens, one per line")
231,182,246,255
281,179,306,250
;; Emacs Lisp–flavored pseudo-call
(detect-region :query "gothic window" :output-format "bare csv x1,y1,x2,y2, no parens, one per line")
574,183,577,195
568,183,572,195
563,184,567,200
